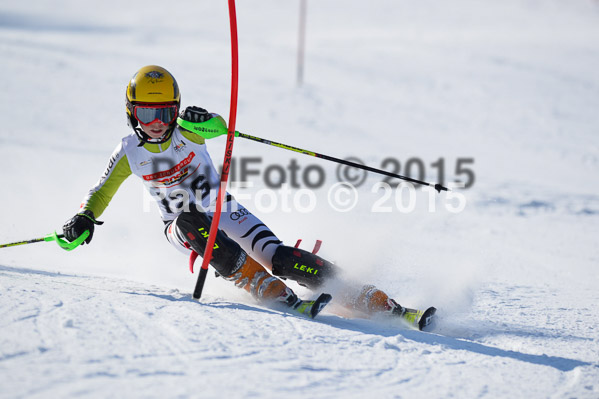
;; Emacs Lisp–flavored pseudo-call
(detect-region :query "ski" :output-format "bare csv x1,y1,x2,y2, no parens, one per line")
418,306,437,330
292,293,333,319
400,306,437,331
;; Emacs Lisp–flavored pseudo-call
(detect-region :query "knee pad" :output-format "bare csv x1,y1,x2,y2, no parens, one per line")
175,208,246,277
271,245,339,289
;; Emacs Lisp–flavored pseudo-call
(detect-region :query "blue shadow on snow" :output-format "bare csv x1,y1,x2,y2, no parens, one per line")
317,314,592,373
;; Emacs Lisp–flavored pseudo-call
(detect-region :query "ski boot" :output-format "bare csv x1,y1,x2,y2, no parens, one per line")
224,253,331,319
352,285,436,330
387,298,436,331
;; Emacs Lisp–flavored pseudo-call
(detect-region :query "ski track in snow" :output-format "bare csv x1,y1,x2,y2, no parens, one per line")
1,0,599,397
1,265,597,398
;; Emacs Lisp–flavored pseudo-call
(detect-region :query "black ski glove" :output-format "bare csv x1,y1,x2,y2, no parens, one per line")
62,210,104,245
179,106,213,123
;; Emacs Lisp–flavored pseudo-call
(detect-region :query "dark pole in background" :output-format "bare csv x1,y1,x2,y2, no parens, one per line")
297,0,307,87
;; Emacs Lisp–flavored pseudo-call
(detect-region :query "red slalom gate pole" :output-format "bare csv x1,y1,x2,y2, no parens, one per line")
193,0,239,300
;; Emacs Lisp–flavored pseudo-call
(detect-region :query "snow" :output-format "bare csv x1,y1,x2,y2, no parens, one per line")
1,0,599,398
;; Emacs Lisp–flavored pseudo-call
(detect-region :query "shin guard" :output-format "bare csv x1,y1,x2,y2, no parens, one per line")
271,245,339,289
175,208,246,277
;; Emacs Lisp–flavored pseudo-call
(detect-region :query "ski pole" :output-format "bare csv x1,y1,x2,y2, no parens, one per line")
0,230,90,251
177,121,448,191
235,132,449,192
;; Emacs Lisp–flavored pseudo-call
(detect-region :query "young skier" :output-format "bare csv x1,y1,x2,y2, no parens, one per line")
63,65,430,324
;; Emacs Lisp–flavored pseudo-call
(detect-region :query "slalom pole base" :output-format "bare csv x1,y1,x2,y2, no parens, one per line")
192,267,209,300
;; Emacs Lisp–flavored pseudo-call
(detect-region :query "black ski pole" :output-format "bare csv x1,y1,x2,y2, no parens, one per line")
0,231,88,251
0,234,64,249
236,132,449,192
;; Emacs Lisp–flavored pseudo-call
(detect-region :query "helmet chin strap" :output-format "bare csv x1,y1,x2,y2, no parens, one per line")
129,114,175,146
135,126,175,146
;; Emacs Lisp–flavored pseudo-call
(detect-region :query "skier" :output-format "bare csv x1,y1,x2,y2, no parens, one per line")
62,65,426,323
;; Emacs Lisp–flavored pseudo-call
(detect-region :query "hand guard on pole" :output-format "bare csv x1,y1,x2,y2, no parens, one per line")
63,210,104,245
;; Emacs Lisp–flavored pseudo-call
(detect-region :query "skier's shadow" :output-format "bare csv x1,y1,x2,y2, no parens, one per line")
0,264,78,278
399,328,590,372
133,291,295,317
201,300,289,315
127,289,592,373
316,314,591,372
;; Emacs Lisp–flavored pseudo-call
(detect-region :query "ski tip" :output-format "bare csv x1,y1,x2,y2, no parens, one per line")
310,293,333,319
418,307,437,331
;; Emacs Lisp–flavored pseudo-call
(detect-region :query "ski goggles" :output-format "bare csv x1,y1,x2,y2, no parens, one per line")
132,103,178,126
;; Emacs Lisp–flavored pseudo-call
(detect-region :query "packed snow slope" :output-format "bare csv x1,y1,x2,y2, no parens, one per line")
1,0,598,398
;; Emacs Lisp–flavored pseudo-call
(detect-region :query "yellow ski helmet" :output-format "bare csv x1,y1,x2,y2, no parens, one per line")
125,65,181,143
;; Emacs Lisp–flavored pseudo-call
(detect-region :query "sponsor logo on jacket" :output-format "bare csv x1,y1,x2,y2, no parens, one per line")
143,152,196,187
173,140,187,153
101,153,120,180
